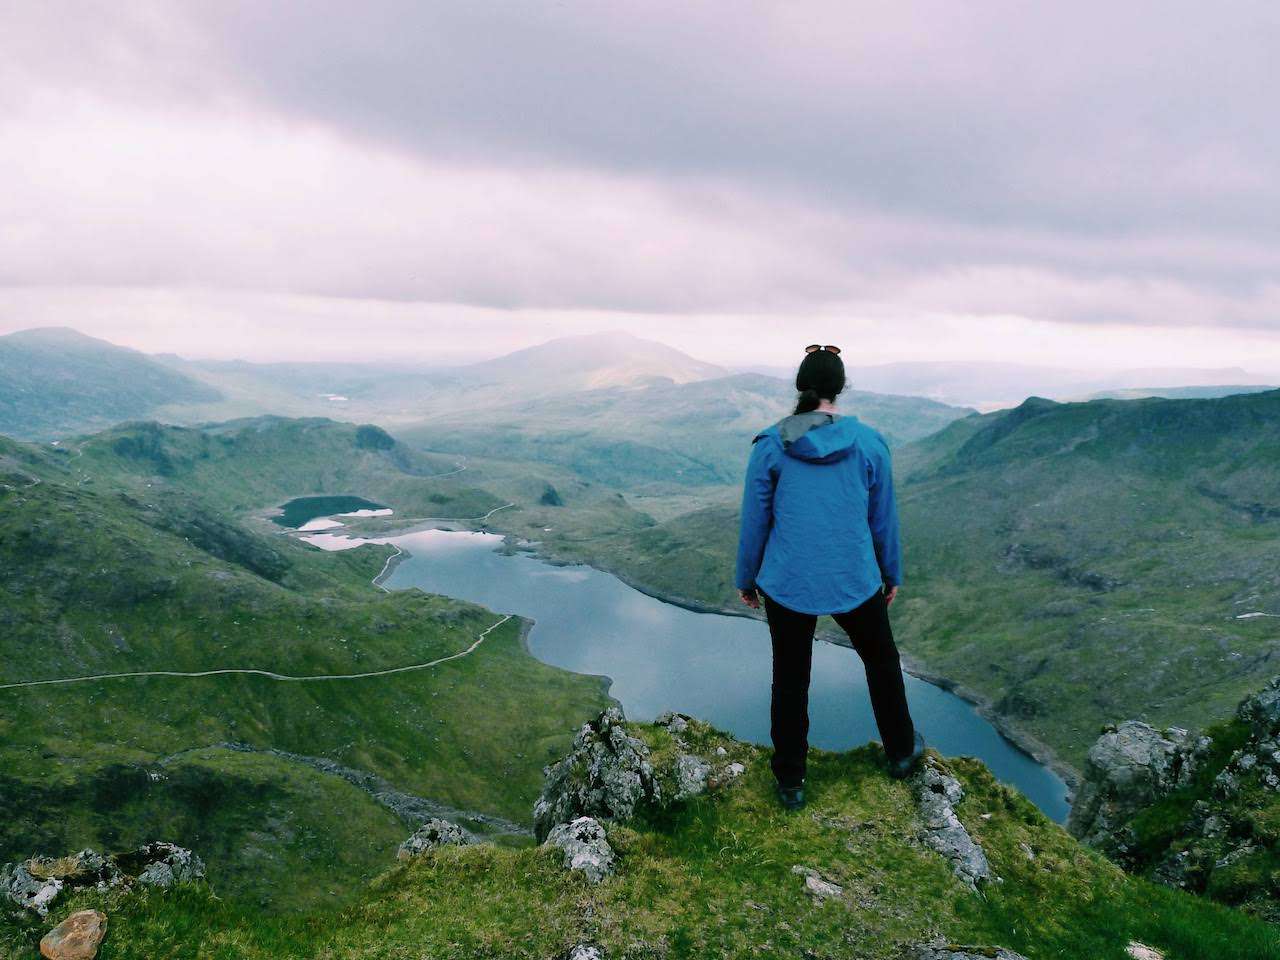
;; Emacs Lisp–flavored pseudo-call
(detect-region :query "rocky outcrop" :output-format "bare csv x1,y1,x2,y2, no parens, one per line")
545,817,616,884
533,708,749,842
397,818,474,859
39,909,108,960
1067,721,1208,857
1070,677,1280,921
2,844,203,917
913,759,992,891
533,707,659,842
127,842,205,888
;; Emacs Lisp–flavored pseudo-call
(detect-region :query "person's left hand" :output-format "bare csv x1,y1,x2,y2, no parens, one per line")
884,585,899,607
739,588,760,609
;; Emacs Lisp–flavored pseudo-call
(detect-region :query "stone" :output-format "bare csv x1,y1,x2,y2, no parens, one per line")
3,844,202,917
545,816,616,884
533,708,657,841
562,945,605,960
913,760,992,890
397,818,474,859
1237,676,1280,738
129,843,204,888
655,711,690,735
673,753,712,800
790,864,843,902
1067,721,1202,853
2,848,127,916
1126,943,1165,960
911,941,1029,960
39,910,108,960
3,862,64,917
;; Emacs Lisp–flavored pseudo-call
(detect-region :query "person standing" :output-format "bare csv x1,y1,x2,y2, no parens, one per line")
735,344,924,811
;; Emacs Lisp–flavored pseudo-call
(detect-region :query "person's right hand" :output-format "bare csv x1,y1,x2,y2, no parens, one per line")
739,588,760,609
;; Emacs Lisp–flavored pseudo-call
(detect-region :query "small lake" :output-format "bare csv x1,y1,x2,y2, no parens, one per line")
274,495,390,529
304,527,1071,822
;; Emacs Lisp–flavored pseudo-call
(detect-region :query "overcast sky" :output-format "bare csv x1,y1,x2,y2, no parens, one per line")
1,1,1278,372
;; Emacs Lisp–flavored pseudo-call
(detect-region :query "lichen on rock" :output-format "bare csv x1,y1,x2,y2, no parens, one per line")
2,843,203,917
1067,720,1207,857
397,818,474,859
544,816,616,884
533,707,659,841
913,759,992,891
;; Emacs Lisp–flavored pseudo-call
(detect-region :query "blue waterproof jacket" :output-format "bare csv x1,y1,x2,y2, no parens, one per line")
734,412,903,616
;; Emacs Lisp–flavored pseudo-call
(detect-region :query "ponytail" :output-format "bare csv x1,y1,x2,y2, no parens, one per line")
793,387,821,415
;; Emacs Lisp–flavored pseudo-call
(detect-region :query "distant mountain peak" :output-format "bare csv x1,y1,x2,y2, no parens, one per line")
462,331,726,394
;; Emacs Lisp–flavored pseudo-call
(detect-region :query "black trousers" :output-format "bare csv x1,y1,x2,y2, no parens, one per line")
763,589,916,787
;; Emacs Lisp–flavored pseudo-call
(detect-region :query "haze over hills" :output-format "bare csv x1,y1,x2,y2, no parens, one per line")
403,371,973,490
741,360,1277,410
457,330,728,394
0,327,221,440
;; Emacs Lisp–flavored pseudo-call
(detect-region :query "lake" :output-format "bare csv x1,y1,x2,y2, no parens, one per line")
304,526,1071,822
273,495,390,529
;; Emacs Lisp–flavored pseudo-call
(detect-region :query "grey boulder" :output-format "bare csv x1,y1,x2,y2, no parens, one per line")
545,816,616,884
398,819,474,859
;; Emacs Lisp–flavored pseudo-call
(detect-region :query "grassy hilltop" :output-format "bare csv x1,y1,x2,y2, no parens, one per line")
0,425,610,909
3,722,1276,960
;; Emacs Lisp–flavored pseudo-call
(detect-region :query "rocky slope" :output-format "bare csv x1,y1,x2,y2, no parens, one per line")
1069,677,1280,922
4,711,1276,959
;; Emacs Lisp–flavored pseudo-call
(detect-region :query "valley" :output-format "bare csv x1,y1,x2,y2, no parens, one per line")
3,328,1279,955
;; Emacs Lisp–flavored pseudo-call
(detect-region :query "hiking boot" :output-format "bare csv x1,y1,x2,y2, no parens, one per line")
776,782,806,811
888,731,926,780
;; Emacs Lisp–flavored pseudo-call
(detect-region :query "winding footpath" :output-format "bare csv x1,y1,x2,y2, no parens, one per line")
0,615,513,692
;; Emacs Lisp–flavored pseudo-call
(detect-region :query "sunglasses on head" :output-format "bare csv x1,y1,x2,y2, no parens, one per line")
805,344,842,356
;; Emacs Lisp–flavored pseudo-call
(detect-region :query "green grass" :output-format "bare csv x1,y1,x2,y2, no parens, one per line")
3,729,1276,960
0,429,612,909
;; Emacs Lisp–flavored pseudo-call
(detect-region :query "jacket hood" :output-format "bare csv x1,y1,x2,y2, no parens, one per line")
766,412,862,464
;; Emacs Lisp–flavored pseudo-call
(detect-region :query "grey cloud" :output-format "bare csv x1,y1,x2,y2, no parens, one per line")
1,2,1278,328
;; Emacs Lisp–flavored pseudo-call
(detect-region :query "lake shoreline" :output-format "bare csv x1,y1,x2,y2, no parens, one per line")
512,537,1080,796
287,509,1075,805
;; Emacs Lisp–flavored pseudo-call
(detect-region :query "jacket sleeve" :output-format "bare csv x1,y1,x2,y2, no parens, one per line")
734,436,779,591
866,436,904,587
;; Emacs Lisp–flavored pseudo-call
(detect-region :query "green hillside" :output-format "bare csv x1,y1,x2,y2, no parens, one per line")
508,391,1280,774
67,415,510,526
402,373,972,490
0,430,610,909
0,329,221,441
3,721,1275,960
